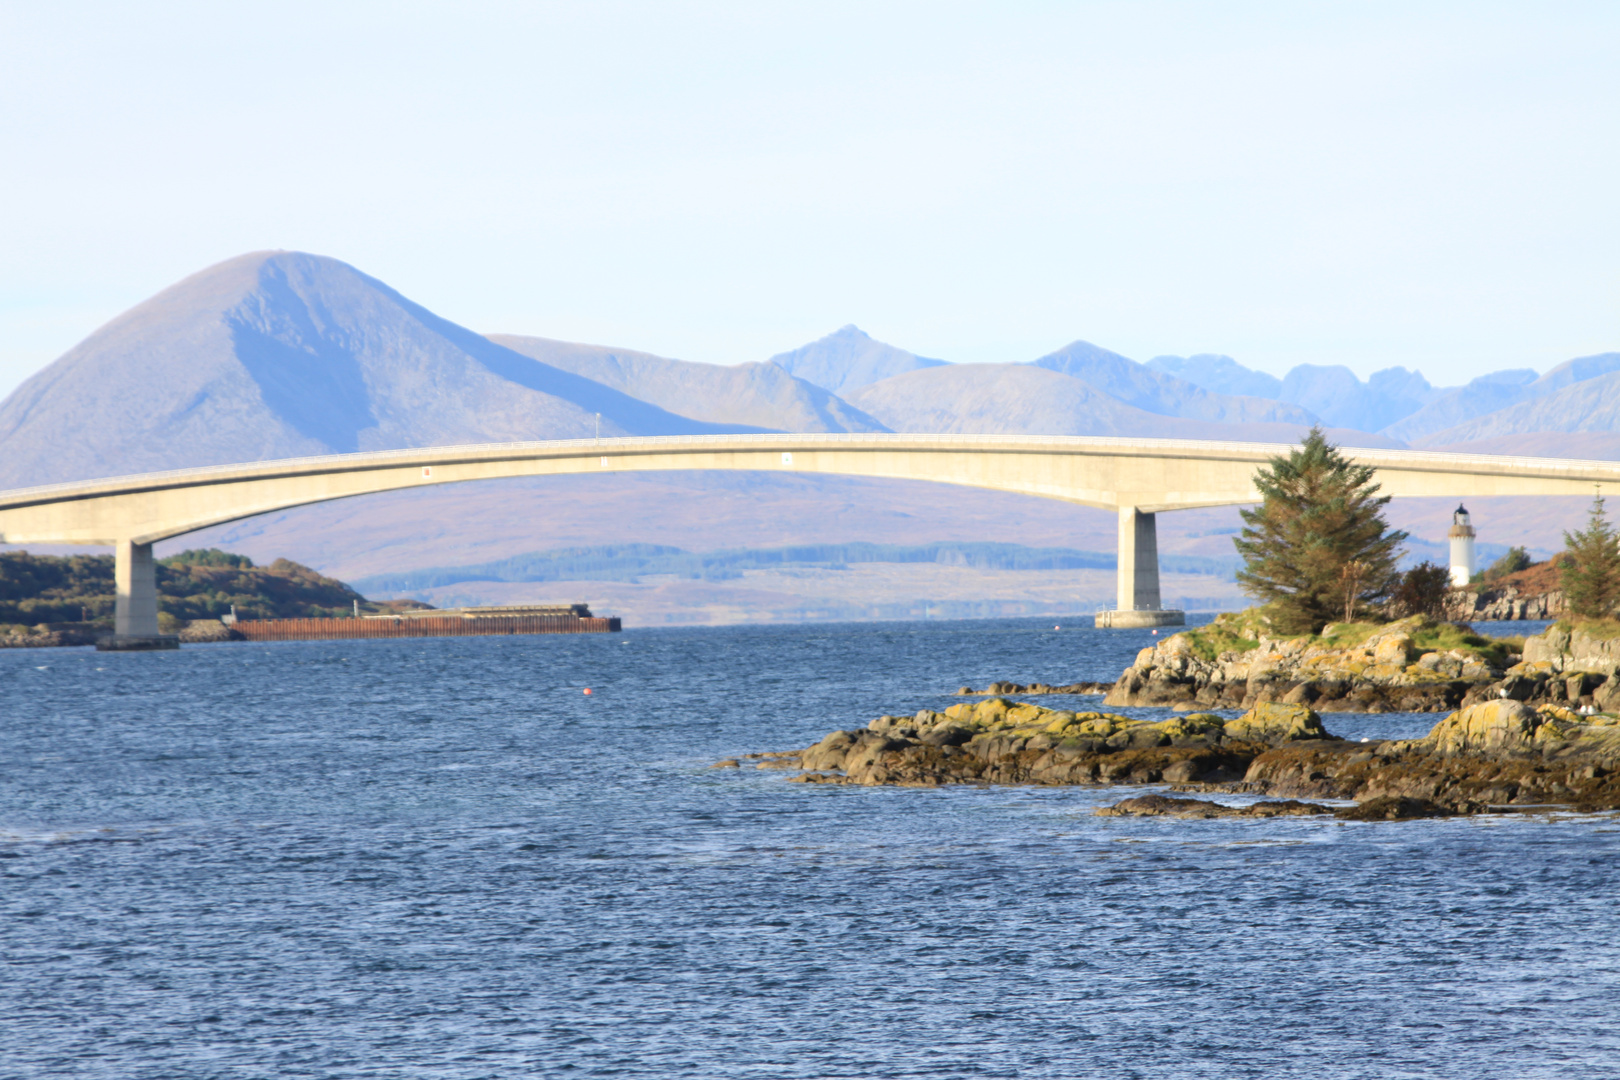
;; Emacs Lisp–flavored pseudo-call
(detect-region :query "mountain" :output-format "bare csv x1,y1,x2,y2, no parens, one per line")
767,325,946,395
1384,355,1620,443
1276,364,1438,432
0,252,740,488
1380,369,1540,443
845,363,1400,445
1418,367,1620,447
1147,354,1284,399
488,335,887,433
1029,341,1313,424
1535,351,1620,393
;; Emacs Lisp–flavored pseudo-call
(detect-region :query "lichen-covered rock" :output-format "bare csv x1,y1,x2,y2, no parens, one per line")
756,697,1343,791
1222,701,1329,745
1372,633,1413,666
1402,699,1543,757
1103,614,1501,713
737,670,1620,813
1388,699,1620,760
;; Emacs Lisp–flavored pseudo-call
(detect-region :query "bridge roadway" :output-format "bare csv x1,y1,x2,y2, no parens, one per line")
2,433,1617,644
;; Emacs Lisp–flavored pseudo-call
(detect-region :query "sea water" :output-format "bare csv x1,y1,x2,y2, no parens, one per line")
2,618,1616,1078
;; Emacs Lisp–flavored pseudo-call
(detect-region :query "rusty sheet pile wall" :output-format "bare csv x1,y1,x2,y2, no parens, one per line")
234,615,620,641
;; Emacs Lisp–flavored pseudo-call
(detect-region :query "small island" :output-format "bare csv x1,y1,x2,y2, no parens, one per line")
729,431,1620,818
732,683,1620,817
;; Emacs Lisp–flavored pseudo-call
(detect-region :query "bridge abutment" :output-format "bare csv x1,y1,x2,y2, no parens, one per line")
1094,507,1185,628
98,539,178,651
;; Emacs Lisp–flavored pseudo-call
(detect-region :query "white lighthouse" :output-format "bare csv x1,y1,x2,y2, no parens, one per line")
1448,504,1477,586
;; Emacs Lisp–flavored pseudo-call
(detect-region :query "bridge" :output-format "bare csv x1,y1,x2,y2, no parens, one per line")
2,432,1616,646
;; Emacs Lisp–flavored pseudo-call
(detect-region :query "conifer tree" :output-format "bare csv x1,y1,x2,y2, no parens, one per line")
1233,428,1407,634
1559,495,1620,620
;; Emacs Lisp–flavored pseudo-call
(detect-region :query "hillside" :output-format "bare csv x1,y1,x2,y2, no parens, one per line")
1418,365,1620,447
0,548,385,629
1389,354,1620,443
487,334,885,433
0,252,737,487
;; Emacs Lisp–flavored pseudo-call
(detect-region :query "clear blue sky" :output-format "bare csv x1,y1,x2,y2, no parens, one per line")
1,1,1615,399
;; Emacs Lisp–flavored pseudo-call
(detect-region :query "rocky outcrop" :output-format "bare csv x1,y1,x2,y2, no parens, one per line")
1334,796,1455,820
1096,794,1332,818
748,695,1620,815
769,697,1331,788
1104,615,1503,712
1241,700,1620,811
956,680,1111,696
1093,793,1454,820
178,620,244,643
1476,623,1620,711
1445,557,1566,622
1447,585,1564,622
1391,698,1620,760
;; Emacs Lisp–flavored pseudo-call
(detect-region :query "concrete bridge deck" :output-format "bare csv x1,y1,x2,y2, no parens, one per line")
3,433,1616,643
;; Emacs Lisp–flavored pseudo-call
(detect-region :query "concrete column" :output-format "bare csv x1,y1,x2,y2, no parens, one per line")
114,539,160,637
1095,507,1185,628
1116,507,1162,611
100,539,177,648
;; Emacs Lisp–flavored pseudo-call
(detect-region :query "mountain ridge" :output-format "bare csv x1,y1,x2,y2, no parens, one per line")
0,252,747,488
1030,340,1315,424
487,334,886,433
767,325,946,395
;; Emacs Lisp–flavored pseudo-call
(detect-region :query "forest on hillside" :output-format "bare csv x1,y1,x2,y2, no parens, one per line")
0,549,369,629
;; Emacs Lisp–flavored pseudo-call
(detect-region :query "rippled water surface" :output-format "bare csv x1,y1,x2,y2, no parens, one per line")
3,617,1616,1078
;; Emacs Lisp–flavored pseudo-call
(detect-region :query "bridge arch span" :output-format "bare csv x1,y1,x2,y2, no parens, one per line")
3,433,1616,642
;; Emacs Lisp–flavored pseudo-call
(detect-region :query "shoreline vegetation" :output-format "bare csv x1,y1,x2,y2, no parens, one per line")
0,548,428,647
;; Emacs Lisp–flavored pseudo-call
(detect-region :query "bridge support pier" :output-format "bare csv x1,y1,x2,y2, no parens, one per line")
1094,507,1185,629
97,539,178,650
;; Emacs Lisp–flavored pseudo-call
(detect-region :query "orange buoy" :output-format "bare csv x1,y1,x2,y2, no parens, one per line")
583,688,592,695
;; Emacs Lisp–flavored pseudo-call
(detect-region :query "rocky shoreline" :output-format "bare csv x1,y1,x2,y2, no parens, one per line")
1100,615,1620,715
1100,614,1519,713
1,620,243,648
729,690,1620,818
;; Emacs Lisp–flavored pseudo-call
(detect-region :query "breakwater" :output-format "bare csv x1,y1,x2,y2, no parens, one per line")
233,612,620,641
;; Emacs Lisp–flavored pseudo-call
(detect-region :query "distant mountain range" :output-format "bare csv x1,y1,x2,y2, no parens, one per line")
0,249,1613,621
487,334,885,434
3,249,1615,491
